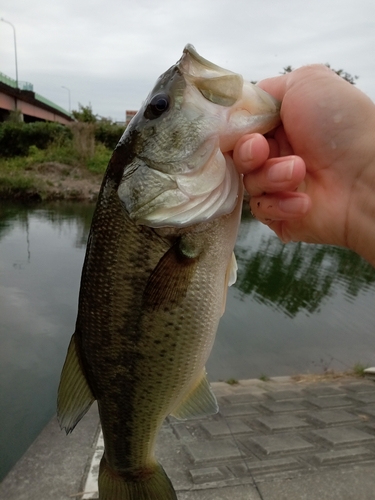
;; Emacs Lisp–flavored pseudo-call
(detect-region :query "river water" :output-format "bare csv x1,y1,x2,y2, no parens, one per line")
1,202,375,480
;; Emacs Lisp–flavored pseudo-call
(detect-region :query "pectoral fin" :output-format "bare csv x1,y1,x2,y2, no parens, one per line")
221,251,238,316
142,238,201,311
57,334,95,434
227,251,238,287
171,371,218,420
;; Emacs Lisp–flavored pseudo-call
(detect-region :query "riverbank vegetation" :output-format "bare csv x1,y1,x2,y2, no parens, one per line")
0,66,358,202
0,109,125,201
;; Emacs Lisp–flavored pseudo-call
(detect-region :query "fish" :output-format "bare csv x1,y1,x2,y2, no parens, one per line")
57,44,280,500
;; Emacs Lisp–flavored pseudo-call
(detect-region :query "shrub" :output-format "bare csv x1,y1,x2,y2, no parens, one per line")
69,122,95,161
86,143,112,174
0,122,72,157
94,122,125,150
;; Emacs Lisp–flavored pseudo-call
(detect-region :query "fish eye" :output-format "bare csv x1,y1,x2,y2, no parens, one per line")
144,93,170,119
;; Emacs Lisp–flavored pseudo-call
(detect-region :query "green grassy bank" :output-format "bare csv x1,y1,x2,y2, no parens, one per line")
0,121,123,201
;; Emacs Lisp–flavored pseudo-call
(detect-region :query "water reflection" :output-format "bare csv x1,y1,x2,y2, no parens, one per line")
235,212,375,317
0,203,374,481
0,203,94,482
207,206,375,382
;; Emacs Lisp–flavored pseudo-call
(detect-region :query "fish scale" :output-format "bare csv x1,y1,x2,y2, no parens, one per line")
57,44,280,499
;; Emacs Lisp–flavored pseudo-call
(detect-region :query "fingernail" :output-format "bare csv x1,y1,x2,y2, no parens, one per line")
267,159,294,182
279,197,309,214
238,139,254,162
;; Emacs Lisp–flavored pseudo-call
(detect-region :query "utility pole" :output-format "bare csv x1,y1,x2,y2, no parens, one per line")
1,18,18,89
61,86,71,113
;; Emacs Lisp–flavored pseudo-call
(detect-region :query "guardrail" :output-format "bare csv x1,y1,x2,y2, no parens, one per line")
0,71,71,117
0,72,33,91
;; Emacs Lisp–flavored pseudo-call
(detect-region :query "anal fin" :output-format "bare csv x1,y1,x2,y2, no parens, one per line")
57,334,95,434
171,371,218,420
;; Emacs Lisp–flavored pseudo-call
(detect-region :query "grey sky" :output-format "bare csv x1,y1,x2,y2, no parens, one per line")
1,0,374,121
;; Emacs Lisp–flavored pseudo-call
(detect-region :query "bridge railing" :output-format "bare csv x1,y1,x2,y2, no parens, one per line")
0,72,34,91
0,72,71,117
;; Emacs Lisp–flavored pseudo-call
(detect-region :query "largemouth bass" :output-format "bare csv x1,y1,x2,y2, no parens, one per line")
57,44,280,500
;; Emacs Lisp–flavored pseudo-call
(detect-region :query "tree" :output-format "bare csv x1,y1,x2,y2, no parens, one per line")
281,64,358,85
71,103,98,123
324,64,358,85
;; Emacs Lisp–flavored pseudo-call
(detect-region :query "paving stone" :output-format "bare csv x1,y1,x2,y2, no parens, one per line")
306,395,353,409
177,484,262,500
227,462,257,477
303,386,345,397
266,390,303,401
201,421,231,438
259,401,308,413
247,434,315,455
7,375,375,500
310,426,375,447
307,409,359,426
211,382,233,397
201,419,252,437
228,383,267,394
249,457,307,476
222,393,262,404
309,447,375,466
255,415,310,432
226,418,253,434
342,383,375,393
184,438,242,464
172,423,195,441
189,466,230,484
346,392,375,404
257,465,375,500
358,405,375,417
219,403,259,417
229,457,305,477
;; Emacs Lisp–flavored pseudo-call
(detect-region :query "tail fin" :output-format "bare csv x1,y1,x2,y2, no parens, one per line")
98,455,177,500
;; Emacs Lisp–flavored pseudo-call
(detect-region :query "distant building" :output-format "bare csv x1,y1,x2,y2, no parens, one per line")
125,110,137,126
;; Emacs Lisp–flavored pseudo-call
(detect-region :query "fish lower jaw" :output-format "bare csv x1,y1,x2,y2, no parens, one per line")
131,157,240,228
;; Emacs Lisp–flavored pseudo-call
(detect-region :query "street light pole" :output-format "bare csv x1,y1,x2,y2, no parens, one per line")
61,86,71,113
1,18,18,89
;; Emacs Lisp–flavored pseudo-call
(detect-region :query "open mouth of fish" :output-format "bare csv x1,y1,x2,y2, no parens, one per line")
117,44,280,228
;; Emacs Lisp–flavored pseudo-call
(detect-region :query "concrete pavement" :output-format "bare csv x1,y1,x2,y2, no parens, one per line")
2,375,375,500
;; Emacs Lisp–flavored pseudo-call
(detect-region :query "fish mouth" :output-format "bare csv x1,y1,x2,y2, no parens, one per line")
118,45,280,229
120,151,240,228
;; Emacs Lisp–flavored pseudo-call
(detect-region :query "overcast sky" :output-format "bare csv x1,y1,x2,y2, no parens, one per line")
1,0,374,122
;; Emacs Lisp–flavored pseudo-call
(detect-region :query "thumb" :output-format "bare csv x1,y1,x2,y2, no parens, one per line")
256,74,289,102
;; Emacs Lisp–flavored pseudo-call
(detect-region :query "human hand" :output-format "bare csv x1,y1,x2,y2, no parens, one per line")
233,65,375,265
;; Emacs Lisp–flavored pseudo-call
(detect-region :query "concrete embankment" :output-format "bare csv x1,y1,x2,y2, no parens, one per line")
1,375,375,500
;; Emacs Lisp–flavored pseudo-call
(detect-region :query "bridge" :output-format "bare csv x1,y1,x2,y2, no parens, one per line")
0,72,73,124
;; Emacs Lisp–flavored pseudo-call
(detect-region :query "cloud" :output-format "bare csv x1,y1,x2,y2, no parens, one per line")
1,0,374,120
